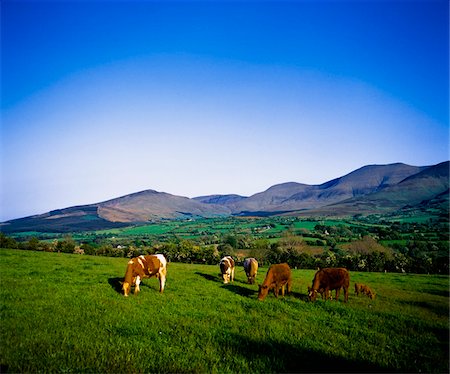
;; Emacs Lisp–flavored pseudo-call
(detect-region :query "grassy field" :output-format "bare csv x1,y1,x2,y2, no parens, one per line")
1,249,448,373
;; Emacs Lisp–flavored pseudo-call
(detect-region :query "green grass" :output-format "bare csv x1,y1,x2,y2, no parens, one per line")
121,224,175,236
1,249,448,373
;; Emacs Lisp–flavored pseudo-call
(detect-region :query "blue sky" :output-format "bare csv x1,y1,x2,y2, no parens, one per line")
1,0,449,221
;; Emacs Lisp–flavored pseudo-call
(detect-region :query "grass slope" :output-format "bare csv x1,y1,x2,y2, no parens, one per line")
0,249,448,373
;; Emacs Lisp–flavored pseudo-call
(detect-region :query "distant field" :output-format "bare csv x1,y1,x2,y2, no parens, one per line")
1,249,448,373
81,218,336,239
121,224,174,236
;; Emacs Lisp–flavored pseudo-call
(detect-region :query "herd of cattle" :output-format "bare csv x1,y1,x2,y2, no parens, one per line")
121,254,376,301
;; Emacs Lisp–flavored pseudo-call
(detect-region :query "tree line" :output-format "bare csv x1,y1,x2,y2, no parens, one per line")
1,230,447,274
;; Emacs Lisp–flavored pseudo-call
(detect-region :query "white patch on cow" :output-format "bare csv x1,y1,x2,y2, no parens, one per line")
153,254,167,292
128,259,134,265
137,258,145,268
154,254,167,269
135,276,141,292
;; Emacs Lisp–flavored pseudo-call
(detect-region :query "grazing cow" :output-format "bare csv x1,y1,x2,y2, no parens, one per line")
355,283,376,300
364,286,376,300
243,258,258,284
258,263,292,301
309,267,350,302
219,256,235,284
122,254,167,297
308,286,332,300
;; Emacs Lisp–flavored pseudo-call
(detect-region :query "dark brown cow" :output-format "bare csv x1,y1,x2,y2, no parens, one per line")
258,263,292,301
243,258,258,284
122,254,167,296
309,267,350,302
219,256,235,284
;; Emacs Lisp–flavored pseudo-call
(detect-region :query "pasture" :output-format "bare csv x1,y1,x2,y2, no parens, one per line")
0,249,448,373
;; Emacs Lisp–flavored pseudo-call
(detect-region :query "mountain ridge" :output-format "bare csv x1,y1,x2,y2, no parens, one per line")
1,161,448,233
201,162,429,214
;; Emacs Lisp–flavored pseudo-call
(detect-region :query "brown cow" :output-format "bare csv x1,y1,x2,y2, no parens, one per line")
122,254,167,296
258,263,292,301
356,283,376,300
309,267,350,302
243,258,258,284
219,256,235,284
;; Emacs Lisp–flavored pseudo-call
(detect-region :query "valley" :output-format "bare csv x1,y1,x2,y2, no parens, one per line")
1,161,448,234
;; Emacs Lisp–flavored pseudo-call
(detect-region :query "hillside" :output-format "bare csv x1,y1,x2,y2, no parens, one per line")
97,189,230,222
0,190,230,233
0,206,129,233
201,163,428,214
301,161,449,216
193,194,247,205
1,161,448,233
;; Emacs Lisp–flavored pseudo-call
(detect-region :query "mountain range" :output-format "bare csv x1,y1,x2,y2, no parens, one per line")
1,161,448,233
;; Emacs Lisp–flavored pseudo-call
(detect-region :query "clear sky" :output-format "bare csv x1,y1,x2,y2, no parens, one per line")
1,0,449,221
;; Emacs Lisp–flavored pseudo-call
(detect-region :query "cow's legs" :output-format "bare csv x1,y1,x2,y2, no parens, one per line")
159,272,166,293
231,268,235,282
335,288,340,301
344,286,349,302
135,276,141,294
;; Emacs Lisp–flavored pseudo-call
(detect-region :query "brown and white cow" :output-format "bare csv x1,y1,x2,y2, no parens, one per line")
258,263,292,301
122,254,167,296
309,267,350,302
243,257,258,284
219,256,235,284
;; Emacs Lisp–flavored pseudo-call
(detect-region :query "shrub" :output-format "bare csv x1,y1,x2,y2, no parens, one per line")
0,233,18,249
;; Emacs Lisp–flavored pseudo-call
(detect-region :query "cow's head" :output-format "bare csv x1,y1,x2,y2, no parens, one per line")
122,276,136,297
258,284,269,301
123,281,131,297
308,286,318,302
368,291,376,300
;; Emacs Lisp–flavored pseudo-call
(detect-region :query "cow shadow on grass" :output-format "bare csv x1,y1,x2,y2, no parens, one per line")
221,284,258,298
108,277,124,294
290,290,309,302
108,277,159,295
218,333,393,373
195,272,223,283
220,284,309,301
